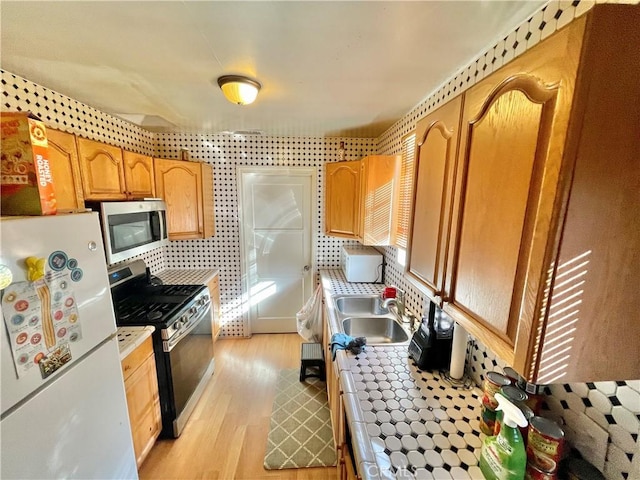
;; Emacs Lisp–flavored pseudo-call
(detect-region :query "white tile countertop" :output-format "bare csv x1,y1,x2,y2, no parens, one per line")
155,268,218,286
116,326,155,360
320,269,485,480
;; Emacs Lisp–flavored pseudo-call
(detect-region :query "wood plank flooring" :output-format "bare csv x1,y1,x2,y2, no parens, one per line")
139,334,337,480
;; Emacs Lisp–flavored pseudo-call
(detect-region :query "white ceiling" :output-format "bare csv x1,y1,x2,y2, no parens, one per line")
1,1,545,137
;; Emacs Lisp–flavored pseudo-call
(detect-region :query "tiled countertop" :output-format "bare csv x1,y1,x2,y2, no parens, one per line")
155,268,218,286
320,269,484,480
116,326,155,360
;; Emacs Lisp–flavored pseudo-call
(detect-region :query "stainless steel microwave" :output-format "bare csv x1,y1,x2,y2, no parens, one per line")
90,200,168,265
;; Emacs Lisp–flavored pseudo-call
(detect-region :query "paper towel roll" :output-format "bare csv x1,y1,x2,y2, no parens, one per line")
449,322,468,380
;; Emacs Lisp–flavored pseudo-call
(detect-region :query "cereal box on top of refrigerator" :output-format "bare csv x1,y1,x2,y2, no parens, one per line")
1,112,56,215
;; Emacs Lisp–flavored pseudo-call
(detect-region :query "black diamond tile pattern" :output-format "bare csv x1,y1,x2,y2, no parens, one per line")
349,346,484,479
4,0,638,476
331,270,640,480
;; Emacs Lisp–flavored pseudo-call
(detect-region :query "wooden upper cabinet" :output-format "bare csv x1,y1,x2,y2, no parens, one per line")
200,163,215,238
325,156,400,245
442,19,582,377
123,151,155,198
45,129,85,212
76,137,127,200
359,155,401,246
154,159,214,240
535,5,640,383
64,136,154,201
416,4,640,383
447,74,566,369
325,160,361,238
154,158,203,240
407,96,462,296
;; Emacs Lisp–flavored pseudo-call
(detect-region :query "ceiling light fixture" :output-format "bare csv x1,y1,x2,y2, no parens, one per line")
217,75,261,105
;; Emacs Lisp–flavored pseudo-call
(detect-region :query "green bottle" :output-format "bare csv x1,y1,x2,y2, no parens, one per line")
479,392,528,480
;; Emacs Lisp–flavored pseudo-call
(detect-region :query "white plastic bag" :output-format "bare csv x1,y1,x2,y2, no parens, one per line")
296,285,322,342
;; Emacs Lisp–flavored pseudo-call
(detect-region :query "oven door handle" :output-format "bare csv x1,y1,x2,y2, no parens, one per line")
165,301,212,352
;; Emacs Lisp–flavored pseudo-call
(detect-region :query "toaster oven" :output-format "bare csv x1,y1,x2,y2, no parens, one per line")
341,246,383,283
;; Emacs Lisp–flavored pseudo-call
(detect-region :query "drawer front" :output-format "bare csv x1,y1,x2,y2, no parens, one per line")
121,336,154,380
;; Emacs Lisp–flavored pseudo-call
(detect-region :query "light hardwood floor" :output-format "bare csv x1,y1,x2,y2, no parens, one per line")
139,334,337,480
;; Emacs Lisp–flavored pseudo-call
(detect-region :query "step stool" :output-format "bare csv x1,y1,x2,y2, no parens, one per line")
300,342,325,382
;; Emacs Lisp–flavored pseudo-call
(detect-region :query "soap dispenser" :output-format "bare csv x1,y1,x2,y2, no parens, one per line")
479,392,528,480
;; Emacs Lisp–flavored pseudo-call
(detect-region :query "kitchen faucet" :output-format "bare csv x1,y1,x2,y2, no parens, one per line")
381,289,420,332
381,288,405,321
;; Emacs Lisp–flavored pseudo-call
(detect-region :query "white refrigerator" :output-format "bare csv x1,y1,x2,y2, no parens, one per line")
0,213,138,479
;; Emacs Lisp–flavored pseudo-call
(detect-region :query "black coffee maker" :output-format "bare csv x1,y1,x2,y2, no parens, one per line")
408,302,454,371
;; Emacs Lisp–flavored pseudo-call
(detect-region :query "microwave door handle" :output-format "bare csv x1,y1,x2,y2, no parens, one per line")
150,210,166,241
160,210,168,240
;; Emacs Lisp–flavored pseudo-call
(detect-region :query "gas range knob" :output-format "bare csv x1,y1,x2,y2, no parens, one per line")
199,296,209,306
189,306,197,315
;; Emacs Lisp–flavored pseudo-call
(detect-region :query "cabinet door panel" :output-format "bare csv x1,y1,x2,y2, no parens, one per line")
360,156,399,246
446,73,564,368
455,89,544,338
45,129,85,211
155,159,203,240
325,161,360,238
76,138,127,200
408,96,462,296
124,352,161,467
123,151,155,198
208,275,221,342
201,163,215,237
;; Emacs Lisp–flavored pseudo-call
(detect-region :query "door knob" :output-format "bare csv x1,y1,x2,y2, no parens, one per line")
303,265,311,272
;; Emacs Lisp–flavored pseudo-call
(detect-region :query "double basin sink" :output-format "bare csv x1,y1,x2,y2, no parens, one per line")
332,294,411,345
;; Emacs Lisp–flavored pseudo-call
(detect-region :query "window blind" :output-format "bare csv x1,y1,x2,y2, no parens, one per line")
394,132,416,249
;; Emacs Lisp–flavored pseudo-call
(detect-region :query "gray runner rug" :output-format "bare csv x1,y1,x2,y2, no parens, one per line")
263,368,337,470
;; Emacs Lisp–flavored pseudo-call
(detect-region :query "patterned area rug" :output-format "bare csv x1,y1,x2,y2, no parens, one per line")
264,369,337,470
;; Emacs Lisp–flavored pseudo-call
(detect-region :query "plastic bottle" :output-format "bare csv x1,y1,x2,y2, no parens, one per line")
480,392,528,480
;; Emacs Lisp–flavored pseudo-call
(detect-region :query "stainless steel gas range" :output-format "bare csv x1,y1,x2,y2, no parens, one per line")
108,260,214,438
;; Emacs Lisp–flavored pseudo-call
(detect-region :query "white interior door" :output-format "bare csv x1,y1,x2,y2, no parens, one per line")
239,167,315,334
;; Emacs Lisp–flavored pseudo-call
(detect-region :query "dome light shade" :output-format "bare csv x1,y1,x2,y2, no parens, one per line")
217,75,261,105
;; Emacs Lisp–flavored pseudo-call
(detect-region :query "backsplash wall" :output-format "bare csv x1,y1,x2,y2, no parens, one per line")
372,1,639,479
156,135,377,337
2,1,638,477
1,69,166,273
1,69,375,338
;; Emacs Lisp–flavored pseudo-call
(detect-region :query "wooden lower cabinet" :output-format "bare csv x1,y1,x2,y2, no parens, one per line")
323,306,360,480
121,337,161,468
208,274,221,342
323,307,340,451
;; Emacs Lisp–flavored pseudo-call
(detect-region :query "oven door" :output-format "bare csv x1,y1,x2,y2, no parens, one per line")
165,302,214,437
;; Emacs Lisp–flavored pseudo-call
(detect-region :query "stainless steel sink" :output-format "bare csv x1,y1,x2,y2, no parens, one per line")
334,295,389,315
342,317,410,345
331,294,411,345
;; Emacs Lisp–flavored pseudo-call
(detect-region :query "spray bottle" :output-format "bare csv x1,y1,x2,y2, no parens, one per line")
479,392,528,480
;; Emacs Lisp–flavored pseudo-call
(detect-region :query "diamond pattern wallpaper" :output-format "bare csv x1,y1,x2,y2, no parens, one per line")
1,1,637,478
